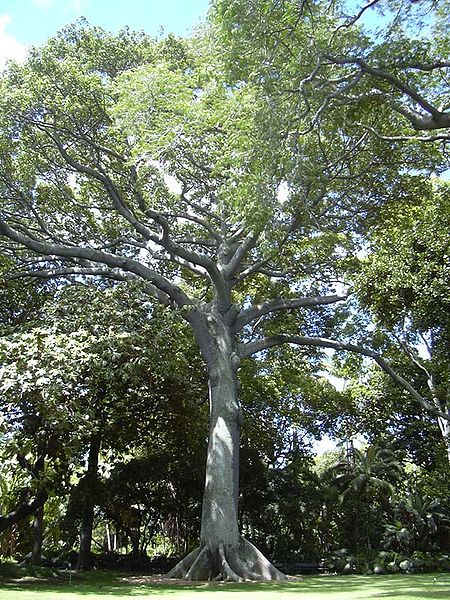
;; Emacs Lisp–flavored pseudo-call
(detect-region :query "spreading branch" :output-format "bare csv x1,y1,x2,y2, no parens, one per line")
0,490,48,533
356,122,450,142
239,334,449,421
323,55,450,131
5,266,173,306
0,218,190,309
30,121,225,290
224,231,261,278
332,0,383,36
234,294,348,332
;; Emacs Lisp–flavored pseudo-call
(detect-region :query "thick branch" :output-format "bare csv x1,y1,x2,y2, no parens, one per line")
356,122,450,142
0,490,48,533
224,231,260,278
234,294,347,332
388,101,450,131
326,55,440,116
325,55,450,130
336,0,380,31
173,237,217,248
239,334,449,420
38,123,223,284
396,337,444,413
405,61,450,72
163,211,222,242
0,219,190,308
235,200,321,283
333,0,383,35
6,266,173,306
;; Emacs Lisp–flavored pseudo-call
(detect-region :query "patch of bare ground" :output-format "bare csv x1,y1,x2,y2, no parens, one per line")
120,574,302,586
4,576,63,585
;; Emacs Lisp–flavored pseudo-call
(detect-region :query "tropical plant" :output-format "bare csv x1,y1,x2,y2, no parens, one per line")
332,445,403,556
384,490,450,553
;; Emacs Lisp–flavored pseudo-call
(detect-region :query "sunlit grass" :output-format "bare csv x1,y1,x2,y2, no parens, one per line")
0,566,449,599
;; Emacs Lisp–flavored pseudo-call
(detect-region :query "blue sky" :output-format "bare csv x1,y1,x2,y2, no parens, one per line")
0,0,210,68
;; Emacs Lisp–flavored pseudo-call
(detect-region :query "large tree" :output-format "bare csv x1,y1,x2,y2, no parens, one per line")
0,11,448,580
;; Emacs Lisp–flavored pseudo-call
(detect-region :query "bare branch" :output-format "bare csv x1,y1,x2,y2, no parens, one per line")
5,266,173,307
163,211,222,242
147,250,211,280
235,207,308,283
326,55,441,116
308,72,363,128
393,334,444,413
224,231,261,278
36,125,164,241
394,334,432,379
0,490,48,533
173,237,218,248
418,331,433,357
33,121,225,280
333,0,383,35
324,54,450,130
253,267,292,278
404,61,450,72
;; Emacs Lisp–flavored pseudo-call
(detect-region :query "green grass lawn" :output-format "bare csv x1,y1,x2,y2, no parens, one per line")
0,567,449,600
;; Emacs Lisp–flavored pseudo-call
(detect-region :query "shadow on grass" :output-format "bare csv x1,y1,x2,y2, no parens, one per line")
0,569,449,598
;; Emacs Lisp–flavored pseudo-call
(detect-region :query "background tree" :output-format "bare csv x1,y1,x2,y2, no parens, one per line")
0,281,208,567
355,179,450,461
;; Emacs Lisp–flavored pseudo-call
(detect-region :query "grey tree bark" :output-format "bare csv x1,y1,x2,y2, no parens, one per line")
437,412,450,465
168,286,286,581
168,363,285,579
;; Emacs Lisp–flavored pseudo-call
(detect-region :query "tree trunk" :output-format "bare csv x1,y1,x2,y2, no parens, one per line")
31,503,44,565
437,411,450,464
77,434,101,570
106,523,111,551
168,316,285,581
130,528,140,555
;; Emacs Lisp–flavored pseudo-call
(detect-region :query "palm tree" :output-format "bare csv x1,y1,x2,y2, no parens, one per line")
332,445,403,558
335,445,402,500
383,490,449,554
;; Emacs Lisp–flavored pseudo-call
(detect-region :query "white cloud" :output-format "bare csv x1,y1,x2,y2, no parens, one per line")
0,14,27,71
